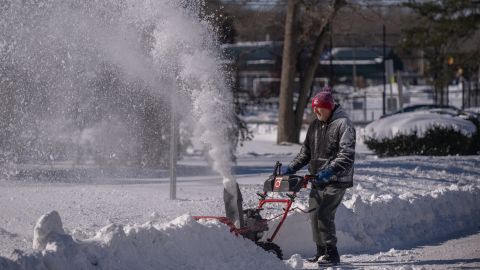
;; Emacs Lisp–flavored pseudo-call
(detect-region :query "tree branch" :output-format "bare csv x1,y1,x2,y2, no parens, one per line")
293,0,345,128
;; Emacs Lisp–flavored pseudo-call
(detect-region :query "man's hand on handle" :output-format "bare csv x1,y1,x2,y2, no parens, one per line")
315,168,334,186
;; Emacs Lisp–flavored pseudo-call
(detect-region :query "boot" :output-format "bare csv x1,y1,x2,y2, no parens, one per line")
317,245,340,265
306,244,325,263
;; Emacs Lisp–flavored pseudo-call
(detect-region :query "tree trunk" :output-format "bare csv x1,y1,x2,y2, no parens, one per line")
291,0,345,142
292,24,330,141
293,27,326,142
277,0,300,144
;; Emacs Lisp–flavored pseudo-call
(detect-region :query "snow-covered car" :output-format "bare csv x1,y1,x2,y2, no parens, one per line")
380,104,461,118
465,107,480,114
364,110,477,141
380,103,479,123
464,107,480,121
380,104,460,117
427,108,479,122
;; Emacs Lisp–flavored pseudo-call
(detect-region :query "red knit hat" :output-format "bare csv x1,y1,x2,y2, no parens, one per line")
312,87,334,111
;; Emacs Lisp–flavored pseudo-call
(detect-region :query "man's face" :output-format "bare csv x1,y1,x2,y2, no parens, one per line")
314,106,332,122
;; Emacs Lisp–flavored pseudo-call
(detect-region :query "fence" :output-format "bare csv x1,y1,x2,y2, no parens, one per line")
339,81,480,124
462,81,480,109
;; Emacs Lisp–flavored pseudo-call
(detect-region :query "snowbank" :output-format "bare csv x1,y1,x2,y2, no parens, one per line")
0,212,290,270
2,155,480,267
272,184,480,257
364,111,477,140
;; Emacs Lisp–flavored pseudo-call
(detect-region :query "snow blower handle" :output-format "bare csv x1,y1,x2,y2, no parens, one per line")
273,161,282,176
303,175,316,187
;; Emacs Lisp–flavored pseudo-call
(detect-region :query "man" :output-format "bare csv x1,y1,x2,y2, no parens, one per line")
282,87,355,265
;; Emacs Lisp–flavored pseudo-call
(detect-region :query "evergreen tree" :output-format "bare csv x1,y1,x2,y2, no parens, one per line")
402,0,480,105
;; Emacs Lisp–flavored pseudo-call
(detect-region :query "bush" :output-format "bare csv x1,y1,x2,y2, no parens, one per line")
364,125,479,157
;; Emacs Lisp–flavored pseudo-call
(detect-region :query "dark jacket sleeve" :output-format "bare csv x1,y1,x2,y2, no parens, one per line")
288,122,314,172
328,119,356,175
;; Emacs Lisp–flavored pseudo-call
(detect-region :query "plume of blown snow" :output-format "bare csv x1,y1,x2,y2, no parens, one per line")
177,45,238,195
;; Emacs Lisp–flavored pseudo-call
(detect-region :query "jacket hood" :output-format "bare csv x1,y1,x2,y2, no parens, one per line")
327,104,349,123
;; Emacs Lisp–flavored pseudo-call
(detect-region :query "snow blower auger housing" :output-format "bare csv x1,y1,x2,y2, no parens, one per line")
193,161,315,260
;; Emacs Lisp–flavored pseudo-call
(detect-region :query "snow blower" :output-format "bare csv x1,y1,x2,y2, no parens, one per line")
193,161,315,260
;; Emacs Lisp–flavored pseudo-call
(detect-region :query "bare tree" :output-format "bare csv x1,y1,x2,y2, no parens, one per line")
277,0,345,144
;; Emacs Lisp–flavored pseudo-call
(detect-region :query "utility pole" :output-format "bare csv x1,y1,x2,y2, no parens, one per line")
169,97,177,200
382,24,386,116
351,35,357,92
329,23,334,86
397,71,404,110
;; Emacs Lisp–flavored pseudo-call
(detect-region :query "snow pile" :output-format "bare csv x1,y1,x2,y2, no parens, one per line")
271,184,480,257
32,211,65,250
0,211,290,270
364,111,477,140
285,254,304,269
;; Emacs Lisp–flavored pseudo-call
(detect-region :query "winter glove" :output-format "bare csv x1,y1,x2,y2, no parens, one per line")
315,168,334,185
281,166,295,175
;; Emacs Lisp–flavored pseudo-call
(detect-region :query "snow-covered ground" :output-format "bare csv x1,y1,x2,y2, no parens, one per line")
1,125,479,269
3,0,479,268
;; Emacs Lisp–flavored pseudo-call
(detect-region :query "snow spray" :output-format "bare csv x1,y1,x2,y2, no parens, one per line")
173,14,244,229
1,0,243,225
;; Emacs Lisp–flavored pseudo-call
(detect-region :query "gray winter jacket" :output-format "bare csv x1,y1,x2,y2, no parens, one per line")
288,104,356,188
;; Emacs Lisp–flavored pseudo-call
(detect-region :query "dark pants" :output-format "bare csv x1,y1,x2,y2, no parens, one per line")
309,186,346,246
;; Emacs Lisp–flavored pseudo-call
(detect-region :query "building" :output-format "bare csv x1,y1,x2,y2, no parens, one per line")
222,42,404,99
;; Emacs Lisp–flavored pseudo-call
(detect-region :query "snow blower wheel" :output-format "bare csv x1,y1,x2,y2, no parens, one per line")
256,241,283,260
